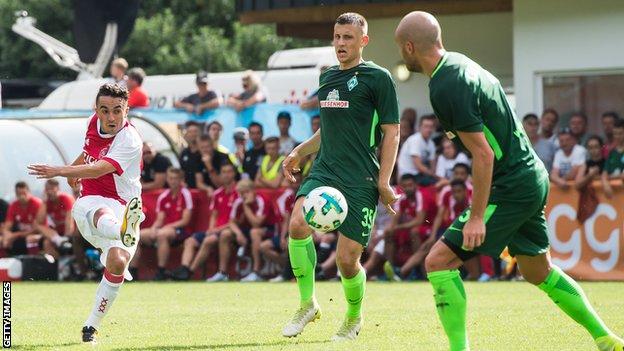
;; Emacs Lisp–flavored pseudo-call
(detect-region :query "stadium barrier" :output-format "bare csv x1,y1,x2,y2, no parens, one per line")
546,180,624,280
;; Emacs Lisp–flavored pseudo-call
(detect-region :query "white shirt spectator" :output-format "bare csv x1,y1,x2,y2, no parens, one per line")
553,144,586,178
397,133,436,177
435,152,470,179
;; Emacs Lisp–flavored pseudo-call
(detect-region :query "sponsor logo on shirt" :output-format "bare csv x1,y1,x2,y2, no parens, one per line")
320,89,349,109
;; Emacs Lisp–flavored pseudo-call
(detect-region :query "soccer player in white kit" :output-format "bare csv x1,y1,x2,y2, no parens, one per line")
28,83,144,343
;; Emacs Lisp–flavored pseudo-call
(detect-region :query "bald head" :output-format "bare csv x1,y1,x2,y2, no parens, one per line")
395,11,442,51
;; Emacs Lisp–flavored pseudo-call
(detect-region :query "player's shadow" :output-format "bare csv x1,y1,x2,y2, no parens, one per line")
13,342,82,349
112,339,330,350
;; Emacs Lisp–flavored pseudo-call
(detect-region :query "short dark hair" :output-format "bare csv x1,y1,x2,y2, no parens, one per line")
96,83,128,104
615,119,624,129
336,12,368,34
15,181,29,191
400,174,416,183
586,135,604,147
450,179,467,189
277,111,292,122
311,114,320,120
220,163,235,172
265,136,279,144
198,134,213,143
452,163,471,174
127,67,146,85
419,114,437,125
248,122,263,133
45,179,59,187
207,121,223,130
602,111,620,121
166,167,184,177
542,108,559,120
523,113,538,122
570,112,588,123
184,120,200,129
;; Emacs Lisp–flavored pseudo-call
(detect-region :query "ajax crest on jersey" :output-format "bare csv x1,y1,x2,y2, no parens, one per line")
302,186,348,233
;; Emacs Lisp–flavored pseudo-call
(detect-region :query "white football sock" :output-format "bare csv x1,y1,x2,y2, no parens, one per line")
51,234,68,247
84,269,123,329
95,213,122,240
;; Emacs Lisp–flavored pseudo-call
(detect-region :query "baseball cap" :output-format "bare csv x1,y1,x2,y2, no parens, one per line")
233,127,249,141
196,71,209,84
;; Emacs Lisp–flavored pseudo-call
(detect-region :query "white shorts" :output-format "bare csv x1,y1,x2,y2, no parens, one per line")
72,195,138,280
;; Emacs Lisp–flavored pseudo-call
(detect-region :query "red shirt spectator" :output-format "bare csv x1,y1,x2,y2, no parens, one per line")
230,193,276,228
276,188,295,223
127,67,149,108
440,187,471,228
7,196,45,232
45,192,74,235
210,187,239,227
155,187,193,229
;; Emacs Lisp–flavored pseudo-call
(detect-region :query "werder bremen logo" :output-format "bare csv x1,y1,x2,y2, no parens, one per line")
320,89,349,108
347,75,358,91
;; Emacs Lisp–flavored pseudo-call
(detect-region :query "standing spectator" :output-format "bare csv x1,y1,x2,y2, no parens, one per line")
602,119,624,198
276,111,298,155
226,70,266,112
38,179,74,252
399,108,417,147
301,115,320,177
126,67,149,108
140,168,193,280
255,137,284,189
434,137,470,187
2,182,48,256
243,122,266,179
523,113,556,172
174,71,221,115
397,114,437,183
205,121,238,167
601,111,620,157
575,136,605,190
109,58,128,86
172,164,238,281
299,66,330,110
196,135,232,197
540,108,559,143
141,142,172,191
179,121,202,188
569,112,589,146
233,127,249,173
551,128,586,190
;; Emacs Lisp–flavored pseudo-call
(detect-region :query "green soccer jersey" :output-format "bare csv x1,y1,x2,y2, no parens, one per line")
605,147,624,176
429,52,548,196
311,61,400,187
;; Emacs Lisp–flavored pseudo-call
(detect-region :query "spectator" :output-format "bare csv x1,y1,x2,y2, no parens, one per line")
399,108,417,147
196,135,232,197
255,137,284,189
38,179,74,254
226,70,266,112
172,164,239,281
276,111,298,155
141,142,172,191
601,111,620,157
575,136,605,190
299,65,330,110
109,57,128,86
523,113,556,172
243,122,266,180
540,108,559,142
126,67,149,108
205,121,238,167
179,121,202,188
139,168,193,280
397,114,437,184
174,71,221,115
0,199,8,227
434,137,470,187
233,127,249,173
301,115,320,177
602,119,624,198
229,179,277,282
569,112,589,146
1,182,49,256
551,128,586,190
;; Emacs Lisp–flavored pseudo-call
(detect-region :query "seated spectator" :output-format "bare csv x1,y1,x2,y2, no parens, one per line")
399,108,417,147
1,182,49,256
601,111,620,157
551,128,586,190
229,179,277,282
575,136,605,190
126,67,149,108
172,163,239,281
196,135,232,197
174,71,221,115
226,70,266,112
38,179,74,255
109,57,128,86
540,108,559,143
141,142,172,191
569,112,589,146
243,122,266,180
397,114,437,184
434,137,470,188
301,115,320,177
255,137,285,189
602,119,624,198
438,163,473,203
0,199,8,228
523,113,556,172
277,111,298,155
179,121,202,188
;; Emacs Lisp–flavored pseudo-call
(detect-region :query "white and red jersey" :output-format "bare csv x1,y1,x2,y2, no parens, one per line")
438,181,473,207
230,193,275,228
441,190,472,227
276,188,296,222
7,196,45,232
209,186,239,227
45,192,74,234
155,187,193,225
81,114,143,204
393,191,423,222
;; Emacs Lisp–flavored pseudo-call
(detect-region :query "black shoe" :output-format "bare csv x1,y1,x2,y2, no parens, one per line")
82,326,97,343
153,269,170,281
171,266,191,281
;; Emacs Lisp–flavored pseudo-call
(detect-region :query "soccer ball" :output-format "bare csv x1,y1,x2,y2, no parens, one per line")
302,186,348,233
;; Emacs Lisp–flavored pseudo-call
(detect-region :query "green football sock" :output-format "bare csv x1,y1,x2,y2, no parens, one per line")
538,265,611,339
341,268,366,318
288,236,316,307
427,269,469,351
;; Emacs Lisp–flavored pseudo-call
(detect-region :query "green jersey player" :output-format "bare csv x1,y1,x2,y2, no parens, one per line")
394,11,623,351
282,12,400,341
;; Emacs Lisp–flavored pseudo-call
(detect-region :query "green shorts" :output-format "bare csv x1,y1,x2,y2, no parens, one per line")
297,174,378,247
442,179,551,259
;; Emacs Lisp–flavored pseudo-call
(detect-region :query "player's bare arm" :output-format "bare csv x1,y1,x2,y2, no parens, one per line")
378,123,401,215
28,159,116,180
282,129,321,182
67,152,85,188
166,209,192,229
395,210,425,230
456,130,493,250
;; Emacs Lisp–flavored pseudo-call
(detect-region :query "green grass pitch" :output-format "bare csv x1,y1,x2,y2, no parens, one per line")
12,281,624,350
